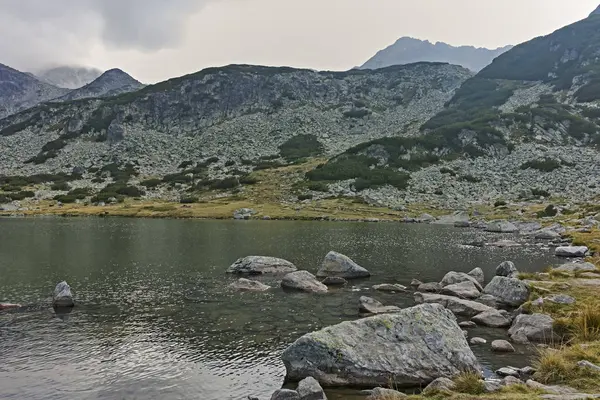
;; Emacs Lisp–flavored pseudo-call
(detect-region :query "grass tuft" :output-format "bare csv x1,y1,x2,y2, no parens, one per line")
452,372,485,395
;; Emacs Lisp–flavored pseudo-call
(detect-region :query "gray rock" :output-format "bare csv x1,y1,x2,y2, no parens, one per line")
515,221,542,233
496,261,519,278
491,340,515,353
470,337,487,345
468,267,485,286
281,303,480,387
454,220,471,228
410,279,423,287
321,277,347,286
459,321,477,328
53,281,74,307
366,388,407,399
545,294,576,305
483,276,530,307
228,278,271,292
441,281,481,299
520,366,536,377
282,271,328,293
488,240,521,248
271,389,300,400
464,235,486,247
373,284,407,292
316,251,370,279
577,360,600,372
227,256,297,275
414,292,495,317
502,376,523,386
476,294,499,308
486,220,518,233
496,367,520,377
554,262,597,272
535,230,561,240
555,246,589,258
483,379,503,393
359,296,401,315
508,314,557,343
472,309,511,328
526,379,580,395
297,376,327,400
419,213,435,223
440,271,483,291
417,282,443,293
422,377,455,394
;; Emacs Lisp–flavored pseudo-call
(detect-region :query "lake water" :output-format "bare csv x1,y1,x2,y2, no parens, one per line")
0,217,561,400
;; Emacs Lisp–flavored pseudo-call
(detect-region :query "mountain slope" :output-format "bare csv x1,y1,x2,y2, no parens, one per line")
36,66,103,89
0,63,70,120
57,69,143,101
0,63,472,177
360,37,512,72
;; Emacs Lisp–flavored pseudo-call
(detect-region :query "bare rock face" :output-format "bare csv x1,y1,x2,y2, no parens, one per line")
227,256,297,275
495,261,519,278
316,251,370,279
281,271,328,293
281,303,480,388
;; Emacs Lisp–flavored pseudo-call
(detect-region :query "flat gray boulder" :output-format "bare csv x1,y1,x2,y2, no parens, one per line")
440,271,483,291
316,251,370,279
423,377,455,394
228,278,271,292
486,220,518,233
496,261,519,278
476,294,500,308
468,267,485,286
373,284,407,292
227,256,297,274
508,314,557,343
271,389,300,400
414,292,495,317
282,271,328,293
53,281,74,307
555,246,589,258
554,262,597,273
545,294,576,305
441,281,481,299
281,303,480,387
297,376,327,400
417,282,443,293
359,296,401,315
366,388,407,399
483,276,530,307
535,230,561,240
472,310,511,328
321,277,347,286
491,340,515,353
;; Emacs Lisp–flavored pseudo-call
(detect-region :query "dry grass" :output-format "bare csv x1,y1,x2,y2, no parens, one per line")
451,372,485,395
534,343,600,389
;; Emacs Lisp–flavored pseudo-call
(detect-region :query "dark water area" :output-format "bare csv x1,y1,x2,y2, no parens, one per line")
0,218,562,399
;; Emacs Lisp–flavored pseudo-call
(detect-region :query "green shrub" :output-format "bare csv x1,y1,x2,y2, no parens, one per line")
343,108,371,118
116,186,144,197
51,182,70,191
532,188,551,197
91,193,124,204
308,182,329,192
0,194,10,203
7,191,35,201
26,151,58,165
440,167,457,176
239,175,259,185
53,195,78,204
91,177,104,184
162,173,193,184
140,179,162,188
520,158,561,172
209,177,239,190
68,188,92,199
537,204,558,218
279,134,324,161
225,160,236,167
494,200,507,207
459,175,481,183
42,138,67,152
434,189,444,195
178,161,194,169
81,108,115,134
298,194,313,201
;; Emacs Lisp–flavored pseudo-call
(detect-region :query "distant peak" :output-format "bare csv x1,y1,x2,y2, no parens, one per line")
591,5,600,16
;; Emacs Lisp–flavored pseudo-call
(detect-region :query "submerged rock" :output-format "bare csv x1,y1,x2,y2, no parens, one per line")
53,281,74,307
414,292,494,317
281,303,480,387
321,277,347,286
282,271,328,293
359,296,401,315
508,314,557,343
227,256,297,275
483,276,530,307
373,284,407,292
228,278,271,292
555,246,589,258
470,337,487,345
316,251,370,279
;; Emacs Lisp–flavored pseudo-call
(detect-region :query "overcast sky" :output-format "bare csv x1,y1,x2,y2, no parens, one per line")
0,0,598,83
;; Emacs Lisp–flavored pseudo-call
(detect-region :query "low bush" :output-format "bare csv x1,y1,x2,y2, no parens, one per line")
537,204,558,218
224,160,236,167
440,167,457,176
298,194,313,201
178,161,194,169
532,188,551,197
343,108,371,118
459,175,481,183
53,195,78,203
51,182,70,191
494,200,507,207
140,178,162,188
279,134,324,161
7,191,35,201
239,175,259,185
307,182,329,192
68,188,92,199
452,372,485,395
520,158,561,172
0,194,10,203
209,177,239,190
180,197,198,204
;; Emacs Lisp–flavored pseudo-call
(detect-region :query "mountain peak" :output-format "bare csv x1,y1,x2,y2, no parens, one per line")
35,66,103,89
590,5,600,16
57,68,143,102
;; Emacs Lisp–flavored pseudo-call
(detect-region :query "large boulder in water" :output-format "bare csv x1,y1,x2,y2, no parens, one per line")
508,314,557,343
414,292,494,317
359,296,401,315
53,281,74,307
440,271,483,291
555,246,588,258
281,303,480,387
496,261,519,278
482,276,530,307
227,256,297,275
282,271,328,293
316,251,370,279
228,278,271,292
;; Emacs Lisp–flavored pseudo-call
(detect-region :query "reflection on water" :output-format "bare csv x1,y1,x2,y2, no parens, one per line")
0,218,559,399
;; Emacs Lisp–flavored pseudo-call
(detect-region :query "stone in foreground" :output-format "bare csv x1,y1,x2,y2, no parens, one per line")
270,389,300,400
491,340,515,353
555,246,589,258
282,271,328,293
227,256,297,274
441,281,481,299
0,303,21,310
417,282,442,293
508,314,557,343
53,281,74,307
359,296,401,315
414,292,494,317
440,271,483,291
297,376,328,400
472,309,511,328
228,278,271,292
422,377,455,394
554,262,597,273
316,251,370,279
366,388,407,399
482,276,530,307
281,303,480,387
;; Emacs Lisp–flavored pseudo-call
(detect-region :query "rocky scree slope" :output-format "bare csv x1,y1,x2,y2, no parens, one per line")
360,37,512,72
0,63,472,179
35,66,103,90
57,69,144,102
312,11,600,208
0,63,69,120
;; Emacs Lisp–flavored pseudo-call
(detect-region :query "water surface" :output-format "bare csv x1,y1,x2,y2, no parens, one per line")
0,218,560,399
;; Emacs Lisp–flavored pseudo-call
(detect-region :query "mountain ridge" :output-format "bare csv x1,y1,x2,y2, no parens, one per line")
35,66,103,89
